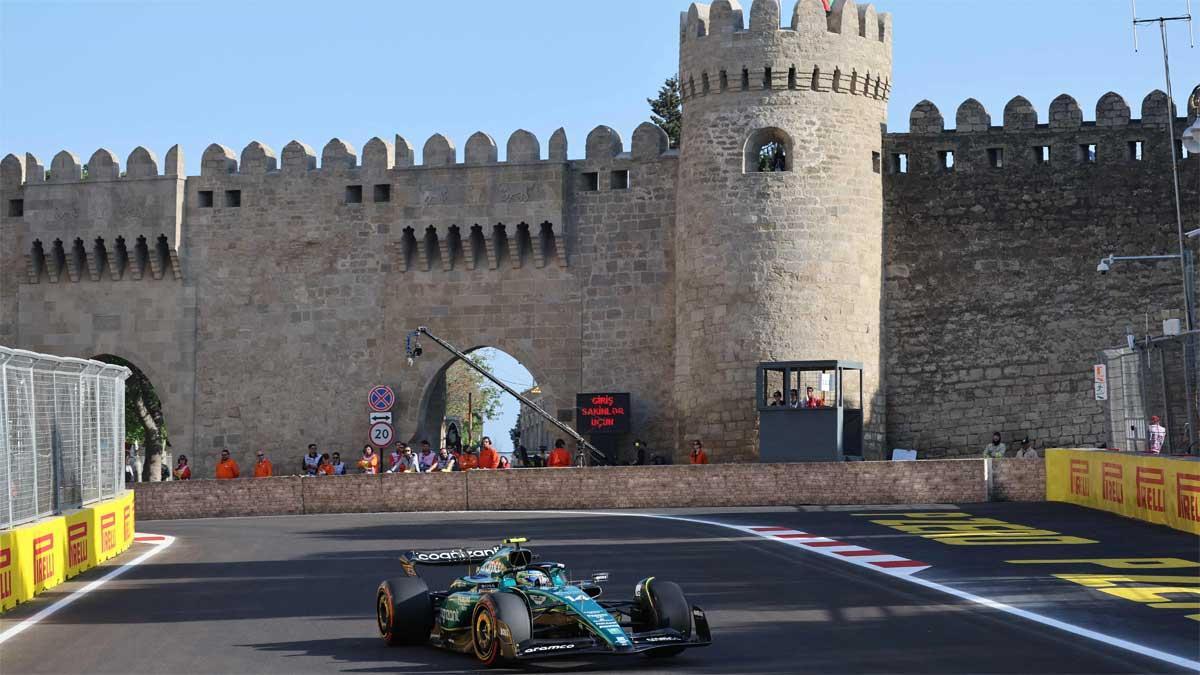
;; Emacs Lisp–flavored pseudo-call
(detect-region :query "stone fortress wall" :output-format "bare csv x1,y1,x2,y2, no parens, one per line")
885,90,1199,455
1,0,1197,473
0,121,682,475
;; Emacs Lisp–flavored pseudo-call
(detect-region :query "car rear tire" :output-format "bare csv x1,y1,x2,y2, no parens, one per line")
472,592,531,667
377,576,433,646
637,579,691,658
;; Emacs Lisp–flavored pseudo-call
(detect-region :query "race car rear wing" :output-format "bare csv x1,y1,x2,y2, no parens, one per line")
402,546,500,566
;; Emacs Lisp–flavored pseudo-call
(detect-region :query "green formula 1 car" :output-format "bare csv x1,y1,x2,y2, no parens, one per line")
375,538,711,666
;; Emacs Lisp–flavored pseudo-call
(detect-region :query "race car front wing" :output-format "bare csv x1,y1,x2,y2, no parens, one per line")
512,606,712,659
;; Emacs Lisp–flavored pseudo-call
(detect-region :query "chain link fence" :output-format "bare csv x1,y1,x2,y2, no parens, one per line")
1100,331,1199,454
0,346,129,530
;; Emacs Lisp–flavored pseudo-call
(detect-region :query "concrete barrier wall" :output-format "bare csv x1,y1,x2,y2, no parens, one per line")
1046,448,1199,534
991,457,1046,501
1,491,135,613
134,459,1046,521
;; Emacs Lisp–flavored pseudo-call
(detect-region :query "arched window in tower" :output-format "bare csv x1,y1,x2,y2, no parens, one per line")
744,128,793,173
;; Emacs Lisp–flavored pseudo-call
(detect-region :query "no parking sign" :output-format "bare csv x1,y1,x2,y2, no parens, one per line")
368,385,395,412
368,386,395,447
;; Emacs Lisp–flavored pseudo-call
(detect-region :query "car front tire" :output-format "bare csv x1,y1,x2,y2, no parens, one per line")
637,579,692,657
472,593,532,667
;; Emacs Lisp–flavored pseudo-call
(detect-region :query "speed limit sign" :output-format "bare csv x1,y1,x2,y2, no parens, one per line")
369,422,394,447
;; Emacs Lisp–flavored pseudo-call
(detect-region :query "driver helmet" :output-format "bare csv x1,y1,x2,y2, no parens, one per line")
515,569,551,588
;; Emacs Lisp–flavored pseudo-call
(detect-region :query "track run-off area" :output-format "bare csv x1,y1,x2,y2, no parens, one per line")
1,503,1197,674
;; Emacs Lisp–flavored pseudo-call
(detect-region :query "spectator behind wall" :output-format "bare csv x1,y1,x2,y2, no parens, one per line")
689,440,709,464
318,453,335,475
359,445,380,474
302,444,321,476
458,447,480,471
478,437,500,470
253,450,273,477
1149,416,1166,454
983,432,1007,458
215,449,240,479
386,444,405,473
399,445,421,472
173,454,192,480
435,447,457,472
418,441,438,472
547,439,572,467
330,452,346,475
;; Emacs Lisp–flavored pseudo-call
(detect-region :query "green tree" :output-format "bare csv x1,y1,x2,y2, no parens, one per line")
509,417,521,451
444,352,502,446
93,355,169,481
648,75,682,149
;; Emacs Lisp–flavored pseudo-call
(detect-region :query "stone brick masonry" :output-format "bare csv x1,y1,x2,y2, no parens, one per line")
2,0,1197,473
133,459,1045,521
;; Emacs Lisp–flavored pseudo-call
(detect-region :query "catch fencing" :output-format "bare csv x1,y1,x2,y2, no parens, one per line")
1099,331,1199,454
0,346,129,530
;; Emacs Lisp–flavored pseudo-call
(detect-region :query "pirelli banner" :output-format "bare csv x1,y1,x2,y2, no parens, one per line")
1046,448,1200,535
0,491,135,612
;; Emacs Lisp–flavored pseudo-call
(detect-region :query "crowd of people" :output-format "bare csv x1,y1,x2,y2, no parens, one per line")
981,415,1171,458
135,418,1179,483
768,387,827,409
175,436,598,480
162,434,717,480
982,432,1041,459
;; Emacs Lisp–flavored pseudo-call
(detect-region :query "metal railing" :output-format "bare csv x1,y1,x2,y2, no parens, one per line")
1100,330,1199,454
0,346,129,530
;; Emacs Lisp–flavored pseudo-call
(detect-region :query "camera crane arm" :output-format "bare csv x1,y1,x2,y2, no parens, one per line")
405,326,604,465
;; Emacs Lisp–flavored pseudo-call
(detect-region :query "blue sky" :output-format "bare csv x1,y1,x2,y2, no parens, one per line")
2,1,1196,173
476,348,535,455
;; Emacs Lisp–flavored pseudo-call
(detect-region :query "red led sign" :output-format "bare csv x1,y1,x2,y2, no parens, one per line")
575,393,631,434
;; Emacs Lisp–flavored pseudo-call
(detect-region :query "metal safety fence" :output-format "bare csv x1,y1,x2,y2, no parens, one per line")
0,346,129,530
1099,331,1200,454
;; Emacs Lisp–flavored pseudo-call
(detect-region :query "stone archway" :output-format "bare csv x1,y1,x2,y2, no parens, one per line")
413,345,551,453
91,353,179,481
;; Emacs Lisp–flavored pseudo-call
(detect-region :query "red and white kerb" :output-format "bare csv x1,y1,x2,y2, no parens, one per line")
744,525,930,576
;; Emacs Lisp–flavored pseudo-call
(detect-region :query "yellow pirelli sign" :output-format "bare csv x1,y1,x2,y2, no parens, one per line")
1046,449,1200,535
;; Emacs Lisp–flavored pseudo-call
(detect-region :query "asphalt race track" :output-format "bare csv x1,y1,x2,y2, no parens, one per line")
2,503,1198,674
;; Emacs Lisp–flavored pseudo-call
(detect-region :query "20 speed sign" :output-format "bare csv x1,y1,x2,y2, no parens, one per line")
369,422,394,447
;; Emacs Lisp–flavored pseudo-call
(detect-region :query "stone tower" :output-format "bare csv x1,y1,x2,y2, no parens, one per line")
674,0,893,459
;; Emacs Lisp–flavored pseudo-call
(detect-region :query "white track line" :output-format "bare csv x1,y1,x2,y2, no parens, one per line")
534,509,1200,672
0,533,175,645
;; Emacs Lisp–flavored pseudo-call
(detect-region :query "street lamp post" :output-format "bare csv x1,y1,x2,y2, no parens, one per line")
1132,2,1194,330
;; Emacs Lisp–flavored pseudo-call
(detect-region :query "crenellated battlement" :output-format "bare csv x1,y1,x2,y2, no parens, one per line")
678,0,892,104
885,90,1197,175
0,123,679,285
0,145,183,188
1,125,672,188
680,0,889,44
